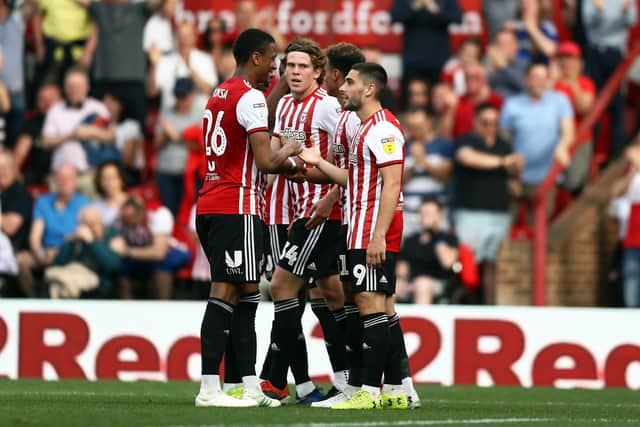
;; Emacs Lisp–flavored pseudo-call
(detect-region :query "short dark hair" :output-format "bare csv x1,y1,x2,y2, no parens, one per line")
94,160,127,197
233,29,275,65
351,62,388,100
421,196,442,210
525,61,548,75
474,102,498,117
327,43,365,78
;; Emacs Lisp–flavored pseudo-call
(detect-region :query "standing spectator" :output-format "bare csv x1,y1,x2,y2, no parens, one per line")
14,84,61,184
396,198,459,304
42,66,110,196
582,0,637,159
432,82,474,139
154,78,202,216
0,151,32,254
461,63,504,111
82,0,159,127
16,164,90,297
405,76,431,109
47,205,121,298
0,70,10,146
508,0,558,63
487,29,528,98
0,0,38,148
441,38,483,96
391,0,463,97
102,92,144,186
483,0,520,38
402,106,454,235
32,0,91,98
149,21,217,111
143,0,176,55
499,63,574,217
454,103,524,304
553,41,596,193
202,17,230,80
93,161,128,226
111,196,190,299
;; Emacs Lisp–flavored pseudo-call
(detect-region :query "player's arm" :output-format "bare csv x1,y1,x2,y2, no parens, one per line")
251,131,300,173
304,146,336,184
367,163,402,268
299,144,348,187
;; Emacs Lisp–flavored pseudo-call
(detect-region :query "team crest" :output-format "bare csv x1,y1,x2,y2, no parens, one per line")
300,112,308,123
381,136,396,154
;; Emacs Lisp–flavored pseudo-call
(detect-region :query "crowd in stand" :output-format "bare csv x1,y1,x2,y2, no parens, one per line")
0,0,638,305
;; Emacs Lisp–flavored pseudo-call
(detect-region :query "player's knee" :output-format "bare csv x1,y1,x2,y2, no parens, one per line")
210,282,239,304
355,291,385,315
269,267,301,300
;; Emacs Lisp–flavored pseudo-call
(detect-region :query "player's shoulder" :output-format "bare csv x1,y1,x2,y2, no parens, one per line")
368,112,403,137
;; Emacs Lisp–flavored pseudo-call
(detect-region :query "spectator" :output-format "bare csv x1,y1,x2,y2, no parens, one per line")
93,161,128,226
432,82,474,139
31,0,91,98
506,0,558,63
102,92,144,186
154,77,202,216
499,62,574,217
0,150,32,254
396,198,459,304
582,0,637,159
553,41,596,194
391,0,463,98
143,0,176,55
149,21,217,111
230,0,286,51
454,103,524,304
402,106,454,235
0,228,18,295
0,73,10,146
46,205,121,298
42,66,110,196
188,204,210,298
461,63,504,111
0,0,38,148
483,0,521,38
441,38,483,96
405,76,431,109
215,41,237,84
111,196,190,299
487,29,527,98
362,45,396,111
14,84,61,184
202,16,230,78
16,164,90,297
83,0,159,127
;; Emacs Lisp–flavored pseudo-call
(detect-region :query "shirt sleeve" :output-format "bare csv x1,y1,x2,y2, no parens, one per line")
149,207,174,235
557,93,574,120
236,89,269,135
499,100,515,131
33,196,46,221
42,106,59,137
272,97,286,138
316,96,341,140
364,121,405,167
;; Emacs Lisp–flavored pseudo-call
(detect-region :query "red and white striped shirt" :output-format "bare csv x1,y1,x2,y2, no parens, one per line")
273,87,341,221
347,109,405,252
332,110,361,224
265,174,293,225
197,78,269,216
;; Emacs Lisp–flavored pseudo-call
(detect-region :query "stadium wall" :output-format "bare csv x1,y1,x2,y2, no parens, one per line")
1,301,639,390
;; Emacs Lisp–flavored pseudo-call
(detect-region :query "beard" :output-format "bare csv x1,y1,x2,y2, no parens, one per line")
343,97,361,111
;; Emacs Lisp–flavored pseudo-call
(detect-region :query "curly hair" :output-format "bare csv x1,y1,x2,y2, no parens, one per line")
285,37,326,85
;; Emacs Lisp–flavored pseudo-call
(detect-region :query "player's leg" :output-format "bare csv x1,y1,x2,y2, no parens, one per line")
258,224,281,383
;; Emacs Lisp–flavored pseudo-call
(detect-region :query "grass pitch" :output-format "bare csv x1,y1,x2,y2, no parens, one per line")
0,380,638,427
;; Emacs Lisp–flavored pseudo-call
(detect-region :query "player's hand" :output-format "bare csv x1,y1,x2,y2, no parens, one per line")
109,236,128,257
281,138,302,157
366,235,386,268
305,194,335,230
554,144,571,168
299,146,322,166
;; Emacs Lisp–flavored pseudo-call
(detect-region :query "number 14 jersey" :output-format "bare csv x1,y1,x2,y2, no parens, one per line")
197,78,270,216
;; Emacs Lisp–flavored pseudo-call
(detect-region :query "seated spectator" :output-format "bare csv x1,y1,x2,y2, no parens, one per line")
102,92,144,186
46,205,120,298
499,62,574,219
0,229,18,295
506,0,558,63
432,82,474,139
42,66,110,197
487,29,527,98
93,161,128,226
148,21,217,111
454,103,524,304
110,196,190,299
0,151,32,256
441,38,483,96
405,76,430,109
143,0,176,55
402,106,453,235
154,78,202,216
396,198,459,304
14,84,61,184
461,63,504,111
552,41,596,194
16,164,91,297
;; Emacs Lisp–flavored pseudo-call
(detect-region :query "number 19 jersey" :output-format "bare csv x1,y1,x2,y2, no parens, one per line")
197,78,270,216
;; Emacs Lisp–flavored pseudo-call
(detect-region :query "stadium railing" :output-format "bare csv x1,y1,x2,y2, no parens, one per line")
531,43,640,306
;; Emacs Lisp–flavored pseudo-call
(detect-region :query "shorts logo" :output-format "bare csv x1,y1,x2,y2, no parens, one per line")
379,275,388,284
381,136,396,154
307,262,317,271
225,250,243,268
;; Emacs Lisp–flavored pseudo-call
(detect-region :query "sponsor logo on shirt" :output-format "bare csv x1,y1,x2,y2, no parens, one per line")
381,136,396,154
280,128,307,144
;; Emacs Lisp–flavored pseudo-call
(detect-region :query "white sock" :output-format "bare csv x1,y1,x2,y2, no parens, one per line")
382,384,404,395
296,381,315,398
362,385,380,398
222,382,241,392
200,374,221,393
345,384,359,397
402,376,418,397
333,370,349,392
242,375,260,390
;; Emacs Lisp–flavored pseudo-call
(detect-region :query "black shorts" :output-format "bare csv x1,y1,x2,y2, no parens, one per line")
347,249,397,296
277,218,342,279
196,214,265,284
336,225,350,282
265,223,288,280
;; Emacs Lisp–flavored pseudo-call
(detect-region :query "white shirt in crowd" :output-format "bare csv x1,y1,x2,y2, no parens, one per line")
143,13,173,54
